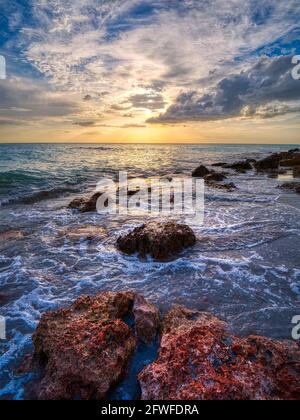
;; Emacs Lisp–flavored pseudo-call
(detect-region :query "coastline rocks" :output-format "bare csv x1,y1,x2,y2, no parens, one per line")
68,192,104,213
254,150,300,172
207,182,237,192
133,295,160,344
33,292,160,400
204,172,227,182
223,160,253,172
192,165,210,178
293,166,300,178
278,182,300,194
116,221,196,261
138,306,300,400
56,225,107,242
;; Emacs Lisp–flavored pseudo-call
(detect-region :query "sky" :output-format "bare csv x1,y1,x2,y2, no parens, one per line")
0,0,300,144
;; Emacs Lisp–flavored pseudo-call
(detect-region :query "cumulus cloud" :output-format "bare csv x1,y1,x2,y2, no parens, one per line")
148,56,300,123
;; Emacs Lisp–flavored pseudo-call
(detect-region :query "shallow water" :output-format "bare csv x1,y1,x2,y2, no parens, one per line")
0,143,300,399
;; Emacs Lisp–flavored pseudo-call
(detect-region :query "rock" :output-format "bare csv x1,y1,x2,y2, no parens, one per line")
211,162,228,167
204,172,227,182
280,155,300,167
192,165,211,178
32,292,160,400
223,161,252,172
207,182,237,191
293,166,300,178
68,192,105,213
278,182,300,194
133,295,160,344
116,221,196,261
139,306,300,400
288,148,300,153
255,150,299,172
0,230,24,241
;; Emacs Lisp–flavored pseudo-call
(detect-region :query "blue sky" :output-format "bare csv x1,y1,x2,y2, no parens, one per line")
0,0,300,143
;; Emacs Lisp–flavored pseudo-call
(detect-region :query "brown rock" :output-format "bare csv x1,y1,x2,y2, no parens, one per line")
192,165,211,178
133,295,160,344
32,292,162,400
0,230,24,241
278,182,300,194
255,150,299,172
68,192,104,213
280,155,300,167
223,161,252,172
204,172,227,182
293,166,300,178
56,225,107,242
139,306,300,400
116,221,196,261
207,182,237,191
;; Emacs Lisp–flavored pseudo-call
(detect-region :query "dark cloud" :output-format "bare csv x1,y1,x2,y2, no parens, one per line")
148,56,300,123
73,120,96,127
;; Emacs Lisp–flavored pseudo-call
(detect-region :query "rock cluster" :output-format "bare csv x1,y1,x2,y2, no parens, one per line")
255,150,300,172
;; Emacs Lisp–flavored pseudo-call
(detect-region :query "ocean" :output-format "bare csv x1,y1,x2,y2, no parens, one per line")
0,143,300,399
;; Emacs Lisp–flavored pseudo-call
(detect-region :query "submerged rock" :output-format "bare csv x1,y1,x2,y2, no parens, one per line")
68,192,104,213
139,306,300,400
204,172,227,182
32,292,160,400
293,166,300,178
56,225,108,242
207,182,237,191
192,165,210,178
255,150,299,172
278,182,300,194
116,221,196,261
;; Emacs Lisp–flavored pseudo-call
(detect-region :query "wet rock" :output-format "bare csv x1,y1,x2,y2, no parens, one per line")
278,182,300,194
223,160,252,172
255,150,299,172
139,306,300,400
211,162,228,167
32,292,160,400
280,155,300,167
207,182,237,191
68,192,104,213
204,172,227,182
116,221,196,261
288,148,300,153
133,295,160,344
57,225,107,242
192,165,211,178
0,230,24,241
293,166,300,178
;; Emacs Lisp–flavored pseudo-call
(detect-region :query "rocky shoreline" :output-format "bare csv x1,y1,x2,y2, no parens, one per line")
29,292,300,400
22,148,300,400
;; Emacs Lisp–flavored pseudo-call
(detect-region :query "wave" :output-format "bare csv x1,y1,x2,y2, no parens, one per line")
0,170,43,188
0,186,78,206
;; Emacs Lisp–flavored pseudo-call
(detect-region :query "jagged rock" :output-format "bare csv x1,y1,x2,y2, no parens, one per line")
278,182,300,194
139,306,300,400
204,172,227,182
223,161,252,172
68,192,104,213
192,165,211,178
280,155,300,167
56,225,107,242
32,292,160,400
293,166,300,178
255,150,299,172
116,221,196,261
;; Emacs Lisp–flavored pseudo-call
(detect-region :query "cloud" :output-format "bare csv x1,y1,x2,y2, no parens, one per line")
127,93,166,110
148,56,300,123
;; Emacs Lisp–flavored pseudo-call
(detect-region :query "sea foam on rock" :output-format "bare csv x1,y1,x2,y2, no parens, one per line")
116,221,196,261
138,306,300,400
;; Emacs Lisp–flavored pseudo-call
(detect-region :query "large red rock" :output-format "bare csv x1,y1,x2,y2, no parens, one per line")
139,306,300,400
116,221,196,261
33,292,160,400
